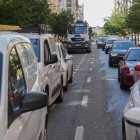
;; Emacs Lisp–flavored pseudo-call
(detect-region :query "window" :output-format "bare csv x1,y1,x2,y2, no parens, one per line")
30,39,40,61
127,50,140,61
8,47,26,114
44,41,51,60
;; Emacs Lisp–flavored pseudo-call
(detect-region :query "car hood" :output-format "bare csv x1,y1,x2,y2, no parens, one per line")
126,61,140,69
112,49,127,56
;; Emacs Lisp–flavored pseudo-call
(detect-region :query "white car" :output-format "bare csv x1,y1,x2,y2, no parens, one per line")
22,33,64,105
56,43,73,91
122,80,140,140
0,34,48,140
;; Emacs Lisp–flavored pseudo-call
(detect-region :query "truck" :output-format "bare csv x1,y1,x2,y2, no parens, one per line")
67,20,92,53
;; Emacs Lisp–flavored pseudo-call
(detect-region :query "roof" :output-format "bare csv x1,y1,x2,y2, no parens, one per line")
0,33,31,53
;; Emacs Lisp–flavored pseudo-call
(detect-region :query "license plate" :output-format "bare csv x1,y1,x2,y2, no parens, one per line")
75,44,81,46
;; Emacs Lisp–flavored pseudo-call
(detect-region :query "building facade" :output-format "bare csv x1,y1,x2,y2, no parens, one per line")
48,0,62,14
114,0,133,14
79,4,84,21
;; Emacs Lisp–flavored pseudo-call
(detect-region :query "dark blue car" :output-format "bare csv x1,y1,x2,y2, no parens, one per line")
108,41,136,67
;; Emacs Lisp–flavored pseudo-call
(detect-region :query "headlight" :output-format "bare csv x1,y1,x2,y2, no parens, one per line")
111,53,117,56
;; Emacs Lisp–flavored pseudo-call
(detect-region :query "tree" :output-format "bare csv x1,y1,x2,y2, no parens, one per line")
125,0,140,33
50,11,74,36
103,12,126,36
0,0,51,28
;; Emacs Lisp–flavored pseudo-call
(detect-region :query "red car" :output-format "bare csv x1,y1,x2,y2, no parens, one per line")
118,47,140,89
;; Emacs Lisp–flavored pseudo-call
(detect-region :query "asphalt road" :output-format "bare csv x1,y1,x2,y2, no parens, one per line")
48,43,130,140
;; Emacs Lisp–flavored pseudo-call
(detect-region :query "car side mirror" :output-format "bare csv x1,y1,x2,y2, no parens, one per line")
8,91,48,127
134,64,140,71
44,54,58,65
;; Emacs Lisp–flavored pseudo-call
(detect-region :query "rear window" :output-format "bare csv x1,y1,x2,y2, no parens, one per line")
30,39,40,61
98,38,106,42
107,40,117,44
113,42,135,50
127,49,140,61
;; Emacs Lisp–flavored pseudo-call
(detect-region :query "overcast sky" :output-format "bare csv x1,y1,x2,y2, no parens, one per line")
79,0,114,27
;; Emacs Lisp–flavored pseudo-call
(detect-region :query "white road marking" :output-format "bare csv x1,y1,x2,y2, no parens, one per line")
74,126,84,140
82,96,88,107
87,77,91,83
90,62,94,64
89,68,93,72
74,69,78,72
79,54,87,65
73,72,76,75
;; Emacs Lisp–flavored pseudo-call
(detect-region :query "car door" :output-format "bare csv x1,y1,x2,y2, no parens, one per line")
47,38,61,96
6,44,43,140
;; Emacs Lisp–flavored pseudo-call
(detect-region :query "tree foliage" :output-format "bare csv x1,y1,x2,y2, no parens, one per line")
103,12,126,36
50,11,74,36
125,0,140,33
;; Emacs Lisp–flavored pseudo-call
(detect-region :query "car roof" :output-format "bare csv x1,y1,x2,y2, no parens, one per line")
114,40,133,43
20,33,54,39
0,33,31,53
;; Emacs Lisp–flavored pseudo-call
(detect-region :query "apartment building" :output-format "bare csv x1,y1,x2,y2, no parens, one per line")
48,0,61,14
114,0,131,13
66,0,80,21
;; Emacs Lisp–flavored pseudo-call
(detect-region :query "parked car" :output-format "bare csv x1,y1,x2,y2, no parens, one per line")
22,31,64,106
0,34,48,140
105,39,118,54
56,42,73,91
108,41,136,67
118,48,140,89
133,64,140,83
96,37,106,50
122,81,140,140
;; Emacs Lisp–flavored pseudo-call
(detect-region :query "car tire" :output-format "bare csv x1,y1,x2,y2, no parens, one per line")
118,67,120,82
122,118,126,140
109,61,113,67
105,50,108,54
120,75,125,89
87,50,91,53
64,74,68,91
43,114,48,140
56,83,64,103
69,68,73,83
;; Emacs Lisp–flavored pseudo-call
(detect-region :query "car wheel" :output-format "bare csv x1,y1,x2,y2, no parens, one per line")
68,68,73,83
43,114,48,140
64,74,68,91
109,61,113,67
56,83,64,103
105,50,108,54
87,50,91,53
120,75,125,89
122,118,126,140
118,67,120,82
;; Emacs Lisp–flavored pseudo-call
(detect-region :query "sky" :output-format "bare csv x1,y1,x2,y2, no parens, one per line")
79,0,114,27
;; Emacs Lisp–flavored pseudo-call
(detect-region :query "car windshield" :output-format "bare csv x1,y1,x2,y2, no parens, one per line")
30,39,40,61
112,42,135,50
126,49,140,61
98,38,106,42
107,40,117,44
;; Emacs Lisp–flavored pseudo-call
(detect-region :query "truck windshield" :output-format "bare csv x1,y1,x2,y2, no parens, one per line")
30,39,40,61
68,25,87,34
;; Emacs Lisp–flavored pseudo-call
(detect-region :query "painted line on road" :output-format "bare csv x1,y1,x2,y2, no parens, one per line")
79,54,87,65
90,62,94,64
73,72,76,75
87,77,91,83
82,96,88,107
89,68,93,72
74,126,84,140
